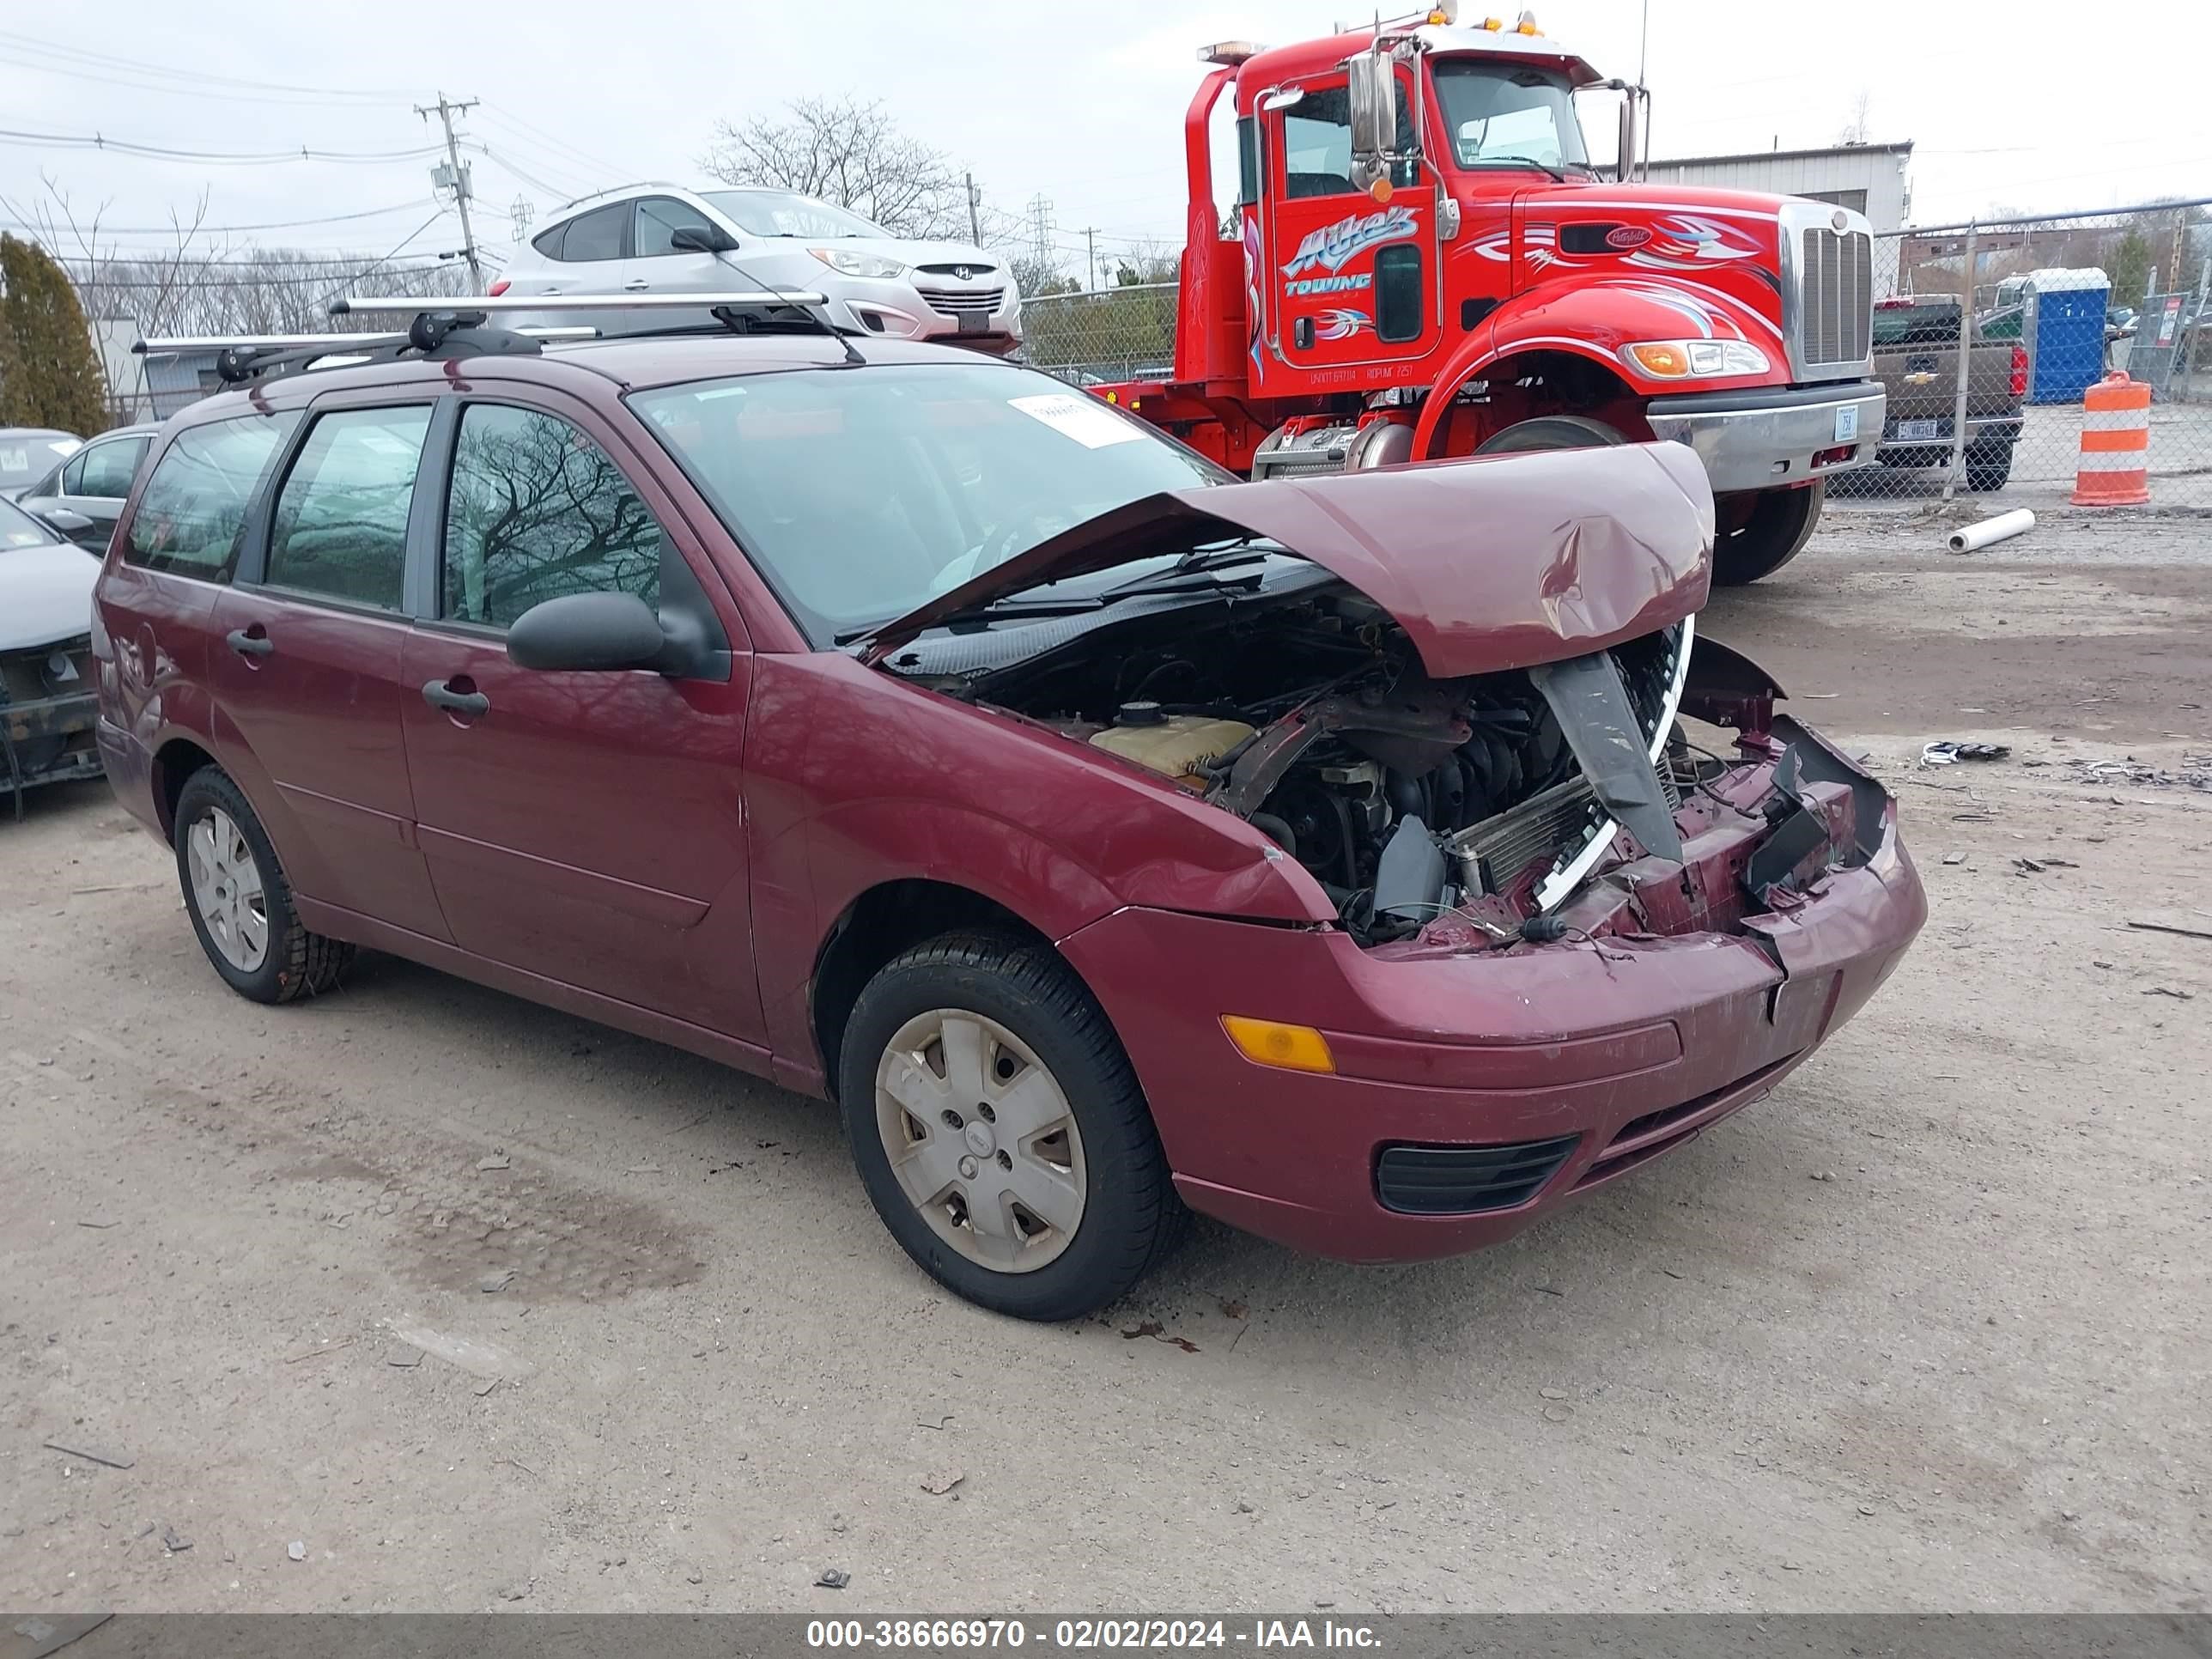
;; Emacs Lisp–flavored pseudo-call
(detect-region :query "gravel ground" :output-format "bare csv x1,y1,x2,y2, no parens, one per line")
3,511,2207,1614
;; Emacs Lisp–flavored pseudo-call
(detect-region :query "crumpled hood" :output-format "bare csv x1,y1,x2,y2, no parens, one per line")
1,541,100,652
863,441,1716,678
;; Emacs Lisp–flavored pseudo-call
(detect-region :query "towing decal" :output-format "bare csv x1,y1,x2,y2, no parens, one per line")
1282,204,1419,278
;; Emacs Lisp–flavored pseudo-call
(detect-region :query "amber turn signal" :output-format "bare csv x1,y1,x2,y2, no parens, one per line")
1221,1016,1336,1073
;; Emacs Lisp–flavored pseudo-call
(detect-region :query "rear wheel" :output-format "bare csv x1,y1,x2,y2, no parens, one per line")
839,931,1181,1321
1711,482,1825,586
1964,438,2014,492
173,767,353,1004
1474,415,1626,455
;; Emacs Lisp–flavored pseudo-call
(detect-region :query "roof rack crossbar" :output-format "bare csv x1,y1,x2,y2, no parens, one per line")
329,291,829,316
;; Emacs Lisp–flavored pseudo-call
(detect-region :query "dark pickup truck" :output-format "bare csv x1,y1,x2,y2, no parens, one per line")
1872,297,2027,491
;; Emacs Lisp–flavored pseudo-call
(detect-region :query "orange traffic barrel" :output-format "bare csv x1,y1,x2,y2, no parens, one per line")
2070,371,2151,506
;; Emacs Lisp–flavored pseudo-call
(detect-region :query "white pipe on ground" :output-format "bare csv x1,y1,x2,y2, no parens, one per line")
1947,508,2036,554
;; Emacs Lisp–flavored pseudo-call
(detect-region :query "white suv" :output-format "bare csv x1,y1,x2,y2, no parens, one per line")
495,184,1022,353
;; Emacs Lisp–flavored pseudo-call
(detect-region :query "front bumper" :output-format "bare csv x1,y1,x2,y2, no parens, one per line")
1645,380,1887,494
1058,730,1924,1263
839,283,1023,355
2,646,103,793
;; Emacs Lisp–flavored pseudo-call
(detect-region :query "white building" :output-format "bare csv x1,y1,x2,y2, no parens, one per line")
1642,140,1915,297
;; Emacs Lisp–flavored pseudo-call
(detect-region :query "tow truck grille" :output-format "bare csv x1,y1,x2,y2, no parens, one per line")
915,285,1005,319
1798,228,1873,366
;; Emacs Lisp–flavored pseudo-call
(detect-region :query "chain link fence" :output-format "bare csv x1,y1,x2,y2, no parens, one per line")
1829,200,2212,509
1021,202,2212,515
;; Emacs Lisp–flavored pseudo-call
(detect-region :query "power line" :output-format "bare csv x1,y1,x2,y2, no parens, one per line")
477,105,629,184
0,28,424,106
0,127,444,166
0,199,434,235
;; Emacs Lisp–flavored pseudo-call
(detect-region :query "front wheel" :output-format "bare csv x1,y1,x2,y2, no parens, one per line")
839,932,1182,1321
1711,482,1825,586
1474,415,1626,455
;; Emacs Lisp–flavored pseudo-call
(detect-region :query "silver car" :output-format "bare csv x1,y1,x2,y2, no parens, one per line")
495,184,1022,353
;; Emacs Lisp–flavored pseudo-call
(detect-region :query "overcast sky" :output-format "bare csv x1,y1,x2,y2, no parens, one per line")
4,0,2207,284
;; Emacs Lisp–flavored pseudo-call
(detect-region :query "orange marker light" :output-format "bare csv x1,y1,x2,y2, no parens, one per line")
1370,177,1395,204
1221,1016,1337,1074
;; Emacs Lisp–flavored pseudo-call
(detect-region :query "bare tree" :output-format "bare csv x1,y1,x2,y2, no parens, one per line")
700,97,972,239
1838,89,1874,146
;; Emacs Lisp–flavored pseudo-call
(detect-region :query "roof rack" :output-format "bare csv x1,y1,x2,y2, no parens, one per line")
135,323,597,386
547,179,690,215
336,289,864,363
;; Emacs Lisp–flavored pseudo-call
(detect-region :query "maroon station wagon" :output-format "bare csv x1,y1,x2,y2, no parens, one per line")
93,314,1926,1319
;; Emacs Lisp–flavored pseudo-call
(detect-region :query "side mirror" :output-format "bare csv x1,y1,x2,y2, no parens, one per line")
507,592,669,673
1346,50,1400,184
670,222,738,255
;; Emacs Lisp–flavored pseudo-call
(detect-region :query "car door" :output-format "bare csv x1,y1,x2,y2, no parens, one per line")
625,194,729,295
526,202,630,299
30,432,152,549
398,390,763,1043
207,392,452,940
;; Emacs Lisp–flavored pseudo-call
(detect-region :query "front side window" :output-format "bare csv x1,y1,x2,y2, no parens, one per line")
441,404,661,628
1276,82,1419,198
59,451,88,495
264,406,431,611
635,197,718,258
1432,62,1589,172
78,435,149,500
125,412,300,580
631,362,1230,647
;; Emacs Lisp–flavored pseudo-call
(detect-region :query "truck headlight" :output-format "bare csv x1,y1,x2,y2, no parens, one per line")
1621,339,1770,379
808,247,909,279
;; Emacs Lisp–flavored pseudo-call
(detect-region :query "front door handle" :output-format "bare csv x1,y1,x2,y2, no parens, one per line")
225,627,273,659
421,678,490,718
623,279,650,292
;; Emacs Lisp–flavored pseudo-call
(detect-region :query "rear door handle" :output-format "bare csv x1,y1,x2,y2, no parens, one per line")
225,628,274,659
421,679,490,718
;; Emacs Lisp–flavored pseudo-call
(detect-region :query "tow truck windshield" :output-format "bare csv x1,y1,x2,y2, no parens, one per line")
1431,60,1590,173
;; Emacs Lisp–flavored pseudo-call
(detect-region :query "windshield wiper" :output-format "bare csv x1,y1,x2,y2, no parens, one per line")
1468,155,1569,182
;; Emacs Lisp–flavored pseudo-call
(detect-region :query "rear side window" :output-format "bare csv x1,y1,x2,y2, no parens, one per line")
265,407,432,611
531,222,567,260
125,412,300,580
441,404,661,627
78,435,149,499
560,204,628,262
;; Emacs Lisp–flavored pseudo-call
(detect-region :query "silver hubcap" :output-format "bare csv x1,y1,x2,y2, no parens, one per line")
186,806,270,973
875,1010,1086,1273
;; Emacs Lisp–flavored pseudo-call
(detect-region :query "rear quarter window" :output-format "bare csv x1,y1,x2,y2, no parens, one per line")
124,411,301,580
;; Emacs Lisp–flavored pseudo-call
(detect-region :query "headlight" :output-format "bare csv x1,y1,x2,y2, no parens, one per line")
1621,339,1770,379
807,247,909,279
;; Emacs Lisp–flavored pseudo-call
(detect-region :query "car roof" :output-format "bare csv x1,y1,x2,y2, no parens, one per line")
166,333,1038,423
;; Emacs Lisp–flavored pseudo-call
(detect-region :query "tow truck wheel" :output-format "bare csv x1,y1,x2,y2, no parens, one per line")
1711,483,1825,586
1474,416,1625,455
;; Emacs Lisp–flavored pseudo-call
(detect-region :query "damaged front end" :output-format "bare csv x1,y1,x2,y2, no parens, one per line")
872,441,1901,955
1,633,101,815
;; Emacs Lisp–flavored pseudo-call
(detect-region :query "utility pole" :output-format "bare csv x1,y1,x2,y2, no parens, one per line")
965,172,982,246
417,92,483,293
1083,227,1099,291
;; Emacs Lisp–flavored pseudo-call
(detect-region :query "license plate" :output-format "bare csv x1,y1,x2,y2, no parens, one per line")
957,313,988,335
1896,418,1941,441
1833,404,1861,442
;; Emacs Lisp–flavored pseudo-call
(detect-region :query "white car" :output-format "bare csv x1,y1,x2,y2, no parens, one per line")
495,184,1022,353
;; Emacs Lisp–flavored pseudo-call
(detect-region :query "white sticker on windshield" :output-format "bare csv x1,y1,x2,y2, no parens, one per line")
1007,392,1146,449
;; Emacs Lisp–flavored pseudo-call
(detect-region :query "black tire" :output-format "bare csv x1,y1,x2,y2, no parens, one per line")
1475,415,1626,455
1711,482,1825,586
838,931,1182,1321
173,766,354,1004
1964,439,2014,493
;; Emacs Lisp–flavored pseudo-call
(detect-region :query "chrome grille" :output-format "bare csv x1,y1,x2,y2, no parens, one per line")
915,285,1005,319
1798,228,1873,366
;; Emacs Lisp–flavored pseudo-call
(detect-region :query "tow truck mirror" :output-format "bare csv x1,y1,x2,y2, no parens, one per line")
1346,51,1398,183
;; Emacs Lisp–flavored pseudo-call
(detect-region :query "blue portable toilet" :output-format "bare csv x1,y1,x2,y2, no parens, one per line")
2021,267,2110,404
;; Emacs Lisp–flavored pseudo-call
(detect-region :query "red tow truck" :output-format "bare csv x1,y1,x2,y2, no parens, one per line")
1097,4,1887,584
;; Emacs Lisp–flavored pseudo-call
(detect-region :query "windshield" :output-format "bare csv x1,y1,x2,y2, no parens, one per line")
0,431,79,489
700,190,891,240
0,495,60,549
631,362,1232,646
1431,61,1589,172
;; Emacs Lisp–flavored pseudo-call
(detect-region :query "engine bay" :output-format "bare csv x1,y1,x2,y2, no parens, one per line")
918,586,1695,945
